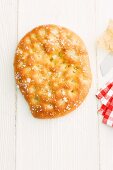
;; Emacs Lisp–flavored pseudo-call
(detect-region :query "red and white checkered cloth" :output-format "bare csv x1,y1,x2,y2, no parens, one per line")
96,81,113,127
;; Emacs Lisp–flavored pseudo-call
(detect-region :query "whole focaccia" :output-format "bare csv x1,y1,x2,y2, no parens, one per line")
14,25,92,119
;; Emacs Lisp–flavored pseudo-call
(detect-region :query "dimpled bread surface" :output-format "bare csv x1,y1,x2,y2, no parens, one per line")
14,25,92,119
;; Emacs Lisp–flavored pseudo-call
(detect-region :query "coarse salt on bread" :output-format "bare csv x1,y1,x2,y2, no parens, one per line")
14,25,92,119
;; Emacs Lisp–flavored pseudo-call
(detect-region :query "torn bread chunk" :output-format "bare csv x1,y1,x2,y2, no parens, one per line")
98,20,113,52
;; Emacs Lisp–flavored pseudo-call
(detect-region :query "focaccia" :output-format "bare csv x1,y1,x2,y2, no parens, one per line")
14,25,92,119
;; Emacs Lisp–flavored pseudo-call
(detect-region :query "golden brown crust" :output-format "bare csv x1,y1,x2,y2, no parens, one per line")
14,24,92,119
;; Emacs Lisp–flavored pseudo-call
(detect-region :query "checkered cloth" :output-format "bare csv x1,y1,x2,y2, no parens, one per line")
96,81,113,127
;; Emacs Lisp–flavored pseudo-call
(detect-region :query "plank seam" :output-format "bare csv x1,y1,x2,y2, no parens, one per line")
15,0,19,170
95,0,101,169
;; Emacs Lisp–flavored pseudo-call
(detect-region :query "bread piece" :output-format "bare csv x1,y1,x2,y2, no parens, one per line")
14,25,92,119
98,20,113,52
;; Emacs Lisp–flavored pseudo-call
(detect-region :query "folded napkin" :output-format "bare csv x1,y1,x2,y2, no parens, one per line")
96,81,113,127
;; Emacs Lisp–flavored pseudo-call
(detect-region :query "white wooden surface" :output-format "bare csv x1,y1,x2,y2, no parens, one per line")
0,0,113,170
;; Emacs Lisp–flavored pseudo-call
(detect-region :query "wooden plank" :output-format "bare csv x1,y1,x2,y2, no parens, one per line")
96,0,113,170
0,0,17,169
17,0,99,170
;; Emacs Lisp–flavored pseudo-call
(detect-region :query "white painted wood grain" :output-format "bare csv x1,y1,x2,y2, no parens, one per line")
0,0,113,170
0,0,17,170
96,0,113,170
16,0,99,170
